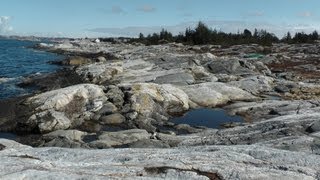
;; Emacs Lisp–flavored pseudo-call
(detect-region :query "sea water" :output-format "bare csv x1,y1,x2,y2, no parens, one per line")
0,38,63,99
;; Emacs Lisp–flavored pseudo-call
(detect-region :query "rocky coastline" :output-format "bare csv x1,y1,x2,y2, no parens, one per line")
1,39,320,179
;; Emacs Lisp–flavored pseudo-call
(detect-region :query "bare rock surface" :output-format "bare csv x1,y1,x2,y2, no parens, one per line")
90,129,150,148
0,139,320,179
228,75,274,95
128,83,189,116
2,40,320,179
181,82,257,107
19,84,107,133
76,61,123,84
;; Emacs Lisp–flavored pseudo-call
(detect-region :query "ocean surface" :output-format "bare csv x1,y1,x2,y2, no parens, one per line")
0,38,63,100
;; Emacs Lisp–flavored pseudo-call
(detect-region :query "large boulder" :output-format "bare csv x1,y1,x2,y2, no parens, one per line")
207,58,255,75
207,59,241,74
105,85,124,108
228,75,274,95
189,65,218,82
129,83,189,117
20,84,107,133
181,82,256,107
99,113,126,125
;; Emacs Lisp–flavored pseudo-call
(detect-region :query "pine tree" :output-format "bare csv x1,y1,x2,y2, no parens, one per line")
193,21,211,44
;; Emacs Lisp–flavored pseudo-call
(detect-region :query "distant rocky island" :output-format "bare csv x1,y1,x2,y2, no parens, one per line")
0,37,320,179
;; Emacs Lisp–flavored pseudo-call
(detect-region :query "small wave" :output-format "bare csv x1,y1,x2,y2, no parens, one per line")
0,77,15,83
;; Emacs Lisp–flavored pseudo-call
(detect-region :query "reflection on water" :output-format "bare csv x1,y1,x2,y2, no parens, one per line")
171,108,244,129
0,132,17,140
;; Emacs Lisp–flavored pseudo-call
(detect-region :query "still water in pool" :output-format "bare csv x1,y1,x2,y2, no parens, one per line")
0,132,17,140
171,108,244,128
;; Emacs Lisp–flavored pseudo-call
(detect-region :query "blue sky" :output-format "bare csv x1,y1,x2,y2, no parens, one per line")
1,0,319,37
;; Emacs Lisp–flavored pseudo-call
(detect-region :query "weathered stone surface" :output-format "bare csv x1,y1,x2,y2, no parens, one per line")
21,84,107,133
0,144,4,151
76,62,123,84
130,83,189,116
155,133,186,147
41,137,86,148
26,83,106,112
67,56,92,66
207,58,255,76
96,56,107,62
224,100,316,122
189,65,218,82
174,124,204,134
134,118,157,132
43,130,87,142
128,139,170,148
97,102,118,115
0,139,320,179
154,72,195,86
99,113,126,125
179,112,319,150
274,85,290,93
90,129,150,148
33,111,71,134
105,85,124,108
257,135,320,154
12,39,320,179
308,120,320,133
252,61,272,75
228,75,274,95
181,82,256,107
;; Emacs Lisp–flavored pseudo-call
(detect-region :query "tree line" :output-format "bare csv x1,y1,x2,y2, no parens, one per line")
130,21,319,46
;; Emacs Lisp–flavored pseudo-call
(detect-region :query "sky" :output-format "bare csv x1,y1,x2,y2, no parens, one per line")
1,0,320,38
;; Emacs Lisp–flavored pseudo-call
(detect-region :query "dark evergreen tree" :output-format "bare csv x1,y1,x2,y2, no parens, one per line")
131,21,317,46
159,29,173,41
281,32,292,43
193,21,212,44
139,33,144,40
311,30,319,40
243,29,252,38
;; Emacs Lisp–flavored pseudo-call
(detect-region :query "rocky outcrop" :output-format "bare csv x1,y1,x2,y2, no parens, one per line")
0,139,319,179
128,83,189,117
100,113,126,125
179,112,319,150
19,84,107,133
4,39,320,179
76,61,123,84
228,75,274,95
181,82,257,107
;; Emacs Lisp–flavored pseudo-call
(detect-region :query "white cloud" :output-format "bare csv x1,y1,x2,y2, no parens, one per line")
111,6,125,14
299,11,313,17
86,20,320,38
137,5,156,13
0,16,13,34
